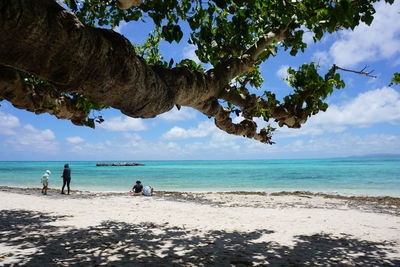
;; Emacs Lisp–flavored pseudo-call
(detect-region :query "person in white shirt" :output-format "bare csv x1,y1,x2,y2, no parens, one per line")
41,170,51,195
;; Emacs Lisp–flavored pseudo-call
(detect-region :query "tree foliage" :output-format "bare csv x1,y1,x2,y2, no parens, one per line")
390,73,400,86
0,0,396,144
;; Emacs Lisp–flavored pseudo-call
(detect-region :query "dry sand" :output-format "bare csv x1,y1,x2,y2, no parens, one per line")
0,186,399,266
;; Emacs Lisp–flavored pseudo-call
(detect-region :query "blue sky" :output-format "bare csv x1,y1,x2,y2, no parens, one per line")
0,1,399,161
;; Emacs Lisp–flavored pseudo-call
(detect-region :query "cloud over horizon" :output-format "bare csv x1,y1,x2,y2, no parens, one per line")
158,107,197,121
98,116,147,131
162,121,216,140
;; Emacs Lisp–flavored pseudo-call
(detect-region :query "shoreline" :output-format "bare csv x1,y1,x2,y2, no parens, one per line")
1,186,399,265
1,185,399,215
2,185,400,201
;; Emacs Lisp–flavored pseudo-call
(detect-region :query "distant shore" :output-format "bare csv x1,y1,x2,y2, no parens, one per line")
96,162,144,166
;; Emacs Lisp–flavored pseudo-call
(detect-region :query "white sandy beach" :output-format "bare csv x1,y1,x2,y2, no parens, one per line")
0,187,399,266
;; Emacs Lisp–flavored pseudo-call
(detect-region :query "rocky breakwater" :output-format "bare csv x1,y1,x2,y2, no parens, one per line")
96,162,145,166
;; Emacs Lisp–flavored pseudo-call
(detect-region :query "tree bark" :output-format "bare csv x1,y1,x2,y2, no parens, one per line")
0,65,90,124
0,0,182,118
117,0,143,10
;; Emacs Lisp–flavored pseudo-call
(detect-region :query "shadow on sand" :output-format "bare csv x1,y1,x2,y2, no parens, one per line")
0,209,398,266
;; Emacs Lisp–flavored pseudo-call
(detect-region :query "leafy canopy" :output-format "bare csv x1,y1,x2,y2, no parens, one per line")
43,0,395,139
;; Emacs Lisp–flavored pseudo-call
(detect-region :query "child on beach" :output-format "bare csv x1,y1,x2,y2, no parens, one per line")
41,170,51,195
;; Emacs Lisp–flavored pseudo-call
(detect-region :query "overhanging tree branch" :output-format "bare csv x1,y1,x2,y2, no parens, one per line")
190,99,275,144
210,25,290,90
117,0,143,10
0,0,178,118
220,86,309,128
0,65,90,124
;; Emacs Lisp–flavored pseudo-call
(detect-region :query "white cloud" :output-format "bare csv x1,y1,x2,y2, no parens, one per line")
66,136,84,144
302,30,315,46
67,141,110,154
5,124,58,152
161,120,243,152
312,50,330,67
276,65,290,80
329,1,400,67
314,87,400,126
162,127,188,139
209,131,241,151
98,116,147,131
0,111,20,135
276,87,400,138
0,111,59,152
183,45,200,64
162,121,216,140
114,21,128,34
158,106,196,121
122,133,142,141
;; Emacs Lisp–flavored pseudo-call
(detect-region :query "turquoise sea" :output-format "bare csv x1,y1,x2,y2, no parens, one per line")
0,157,399,196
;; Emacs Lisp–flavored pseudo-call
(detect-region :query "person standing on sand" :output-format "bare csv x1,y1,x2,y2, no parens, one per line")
41,170,51,195
61,163,71,195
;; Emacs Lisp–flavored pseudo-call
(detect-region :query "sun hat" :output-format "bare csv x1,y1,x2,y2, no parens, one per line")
46,170,51,174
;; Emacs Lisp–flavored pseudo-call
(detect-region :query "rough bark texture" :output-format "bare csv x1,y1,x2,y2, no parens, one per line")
0,0,306,143
117,0,143,10
0,0,177,118
0,65,89,124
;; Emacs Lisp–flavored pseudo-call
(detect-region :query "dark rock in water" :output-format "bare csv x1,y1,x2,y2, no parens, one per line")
96,162,144,166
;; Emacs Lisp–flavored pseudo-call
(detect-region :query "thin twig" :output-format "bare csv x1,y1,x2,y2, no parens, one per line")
334,65,377,78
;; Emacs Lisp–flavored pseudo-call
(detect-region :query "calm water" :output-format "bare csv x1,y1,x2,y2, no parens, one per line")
0,158,399,196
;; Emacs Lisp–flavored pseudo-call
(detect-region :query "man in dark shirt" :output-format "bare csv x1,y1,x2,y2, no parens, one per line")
61,163,71,194
132,180,143,194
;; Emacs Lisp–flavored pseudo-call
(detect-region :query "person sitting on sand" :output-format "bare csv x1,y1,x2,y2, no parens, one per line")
41,170,51,195
143,185,154,196
130,180,143,195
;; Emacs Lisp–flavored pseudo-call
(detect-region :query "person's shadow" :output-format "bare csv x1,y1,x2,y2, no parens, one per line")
0,209,399,266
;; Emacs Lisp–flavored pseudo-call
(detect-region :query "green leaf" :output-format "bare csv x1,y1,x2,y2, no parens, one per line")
162,24,183,43
389,72,400,86
168,58,174,68
214,0,229,9
65,0,77,11
83,118,95,128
